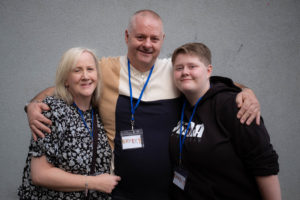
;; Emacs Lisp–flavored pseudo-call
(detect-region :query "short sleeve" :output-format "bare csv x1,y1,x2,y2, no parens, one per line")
215,92,279,176
29,96,66,166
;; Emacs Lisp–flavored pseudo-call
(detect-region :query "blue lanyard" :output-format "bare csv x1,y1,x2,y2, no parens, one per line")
74,103,94,139
128,58,154,130
179,96,203,165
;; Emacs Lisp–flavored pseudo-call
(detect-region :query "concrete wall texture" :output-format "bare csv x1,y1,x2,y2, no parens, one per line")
0,0,299,199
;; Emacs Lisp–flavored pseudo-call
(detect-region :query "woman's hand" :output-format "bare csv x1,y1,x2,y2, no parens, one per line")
88,174,121,193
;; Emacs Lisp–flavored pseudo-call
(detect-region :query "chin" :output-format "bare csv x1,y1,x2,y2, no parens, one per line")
80,94,93,98
138,54,153,62
81,90,95,97
181,87,196,94
139,58,152,65
180,84,192,90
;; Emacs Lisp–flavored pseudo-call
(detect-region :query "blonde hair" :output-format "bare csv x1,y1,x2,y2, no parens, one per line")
54,47,100,107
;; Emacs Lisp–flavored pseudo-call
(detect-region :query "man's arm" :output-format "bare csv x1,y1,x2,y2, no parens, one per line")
26,87,55,140
234,82,261,125
256,175,281,200
29,87,55,102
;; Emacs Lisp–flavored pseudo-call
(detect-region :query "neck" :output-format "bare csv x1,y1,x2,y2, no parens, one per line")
185,93,203,106
74,97,92,111
185,83,210,106
127,57,154,73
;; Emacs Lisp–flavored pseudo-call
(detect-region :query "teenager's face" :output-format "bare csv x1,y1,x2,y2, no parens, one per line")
125,14,165,71
65,51,98,102
173,54,212,96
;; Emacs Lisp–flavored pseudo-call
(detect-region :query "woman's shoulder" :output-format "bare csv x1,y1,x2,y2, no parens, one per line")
42,96,72,117
43,95,68,107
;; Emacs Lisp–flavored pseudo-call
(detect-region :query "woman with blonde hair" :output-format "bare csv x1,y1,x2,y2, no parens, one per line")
18,47,120,200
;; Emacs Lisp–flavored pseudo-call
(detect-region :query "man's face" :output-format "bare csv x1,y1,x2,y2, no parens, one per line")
125,15,165,71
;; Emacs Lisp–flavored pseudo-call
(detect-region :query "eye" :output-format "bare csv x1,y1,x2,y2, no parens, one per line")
87,67,95,71
189,65,197,70
175,66,183,71
73,67,81,72
151,37,159,42
136,35,145,41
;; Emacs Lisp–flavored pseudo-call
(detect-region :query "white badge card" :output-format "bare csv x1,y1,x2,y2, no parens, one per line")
121,129,144,150
173,167,188,190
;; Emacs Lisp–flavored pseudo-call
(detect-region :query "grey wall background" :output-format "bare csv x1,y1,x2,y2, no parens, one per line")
0,0,299,199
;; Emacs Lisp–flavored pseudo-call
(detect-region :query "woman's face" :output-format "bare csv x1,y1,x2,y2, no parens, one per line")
173,54,212,96
65,51,98,102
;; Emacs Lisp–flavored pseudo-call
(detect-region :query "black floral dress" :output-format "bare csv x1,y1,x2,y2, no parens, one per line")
18,96,112,200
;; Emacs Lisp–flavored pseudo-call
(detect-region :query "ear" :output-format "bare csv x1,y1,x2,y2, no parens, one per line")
125,30,129,44
207,64,213,76
64,80,69,88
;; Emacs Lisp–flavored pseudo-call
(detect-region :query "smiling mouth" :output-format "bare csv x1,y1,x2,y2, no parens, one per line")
181,78,192,81
138,49,153,55
81,82,93,87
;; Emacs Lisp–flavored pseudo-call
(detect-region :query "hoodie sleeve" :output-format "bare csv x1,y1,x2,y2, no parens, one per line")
215,92,279,176
210,76,241,91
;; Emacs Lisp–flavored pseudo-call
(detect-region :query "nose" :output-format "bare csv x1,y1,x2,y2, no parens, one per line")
81,69,88,80
182,66,189,75
143,38,152,48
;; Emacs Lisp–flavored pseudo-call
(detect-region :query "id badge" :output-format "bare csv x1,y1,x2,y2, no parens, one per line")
173,167,188,190
120,129,144,150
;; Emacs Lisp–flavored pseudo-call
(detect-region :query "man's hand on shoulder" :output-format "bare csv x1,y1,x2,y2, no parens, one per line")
236,88,261,126
27,101,52,141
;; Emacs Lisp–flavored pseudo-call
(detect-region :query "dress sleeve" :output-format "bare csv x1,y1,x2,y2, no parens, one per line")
215,92,279,176
28,97,66,166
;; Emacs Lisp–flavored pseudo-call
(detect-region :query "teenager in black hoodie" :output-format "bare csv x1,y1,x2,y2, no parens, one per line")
169,42,281,200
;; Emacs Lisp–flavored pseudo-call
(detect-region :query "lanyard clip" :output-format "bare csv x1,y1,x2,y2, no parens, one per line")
131,115,135,131
179,156,182,167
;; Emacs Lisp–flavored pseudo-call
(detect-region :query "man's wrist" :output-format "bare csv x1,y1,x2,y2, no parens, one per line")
24,100,42,113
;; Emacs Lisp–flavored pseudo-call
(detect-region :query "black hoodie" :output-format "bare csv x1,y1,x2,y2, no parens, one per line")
169,76,279,200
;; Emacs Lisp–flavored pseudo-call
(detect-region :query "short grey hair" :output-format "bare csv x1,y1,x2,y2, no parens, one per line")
127,9,164,34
